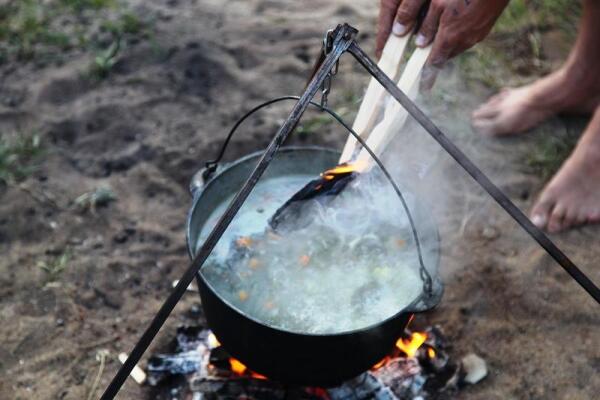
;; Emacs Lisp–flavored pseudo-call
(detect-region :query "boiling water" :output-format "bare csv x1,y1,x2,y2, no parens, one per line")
197,174,423,334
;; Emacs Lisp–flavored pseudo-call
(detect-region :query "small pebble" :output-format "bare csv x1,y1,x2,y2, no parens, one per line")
481,226,499,240
187,303,202,318
461,353,488,384
113,231,128,244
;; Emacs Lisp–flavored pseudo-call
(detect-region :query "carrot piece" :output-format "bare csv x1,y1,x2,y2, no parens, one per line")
236,236,253,248
248,258,261,270
299,255,310,267
267,231,281,241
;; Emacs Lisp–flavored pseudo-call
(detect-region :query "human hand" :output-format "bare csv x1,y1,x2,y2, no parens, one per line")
376,0,509,87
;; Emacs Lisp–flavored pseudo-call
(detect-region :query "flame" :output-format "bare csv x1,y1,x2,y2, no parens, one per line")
321,163,357,180
396,332,427,358
229,358,247,375
207,333,221,349
208,331,268,380
251,371,268,380
372,357,389,370
228,357,268,380
427,347,436,359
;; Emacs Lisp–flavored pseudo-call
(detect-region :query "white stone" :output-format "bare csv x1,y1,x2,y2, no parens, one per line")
461,353,488,384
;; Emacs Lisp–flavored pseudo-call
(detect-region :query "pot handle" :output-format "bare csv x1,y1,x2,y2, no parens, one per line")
189,164,218,196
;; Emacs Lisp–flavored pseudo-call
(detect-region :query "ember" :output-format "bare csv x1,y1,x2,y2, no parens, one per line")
147,324,486,399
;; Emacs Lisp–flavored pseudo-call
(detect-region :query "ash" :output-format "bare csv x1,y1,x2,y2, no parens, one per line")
147,325,482,400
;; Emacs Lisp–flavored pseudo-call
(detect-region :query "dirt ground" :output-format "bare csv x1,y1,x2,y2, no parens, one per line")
0,1,598,399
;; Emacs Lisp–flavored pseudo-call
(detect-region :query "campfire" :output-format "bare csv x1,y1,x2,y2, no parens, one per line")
146,322,487,399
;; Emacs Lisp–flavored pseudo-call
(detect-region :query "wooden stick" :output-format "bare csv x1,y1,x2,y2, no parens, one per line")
338,34,411,163
118,353,146,384
353,45,432,171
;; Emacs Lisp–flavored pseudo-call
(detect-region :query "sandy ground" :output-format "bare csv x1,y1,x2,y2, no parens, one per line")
0,1,598,399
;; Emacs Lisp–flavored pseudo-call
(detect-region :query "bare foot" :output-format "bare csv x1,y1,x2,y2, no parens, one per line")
471,65,600,136
531,107,600,232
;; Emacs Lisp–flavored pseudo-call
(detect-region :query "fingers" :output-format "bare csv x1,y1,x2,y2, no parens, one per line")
376,0,402,58
394,0,427,37
415,0,443,47
427,28,452,68
415,1,442,91
421,24,451,90
420,65,439,91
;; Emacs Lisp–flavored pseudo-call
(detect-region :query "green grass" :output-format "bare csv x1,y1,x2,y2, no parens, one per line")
526,131,578,180
37,249,71,281
495,0,581,35
100,12,147,36
89,36,121,79
74,186,117,212
117,12,145,35
59,0,116,13
457,0,581,89
0,133,43,184
296,114,333,138
0,0,150,64
0,1,56,59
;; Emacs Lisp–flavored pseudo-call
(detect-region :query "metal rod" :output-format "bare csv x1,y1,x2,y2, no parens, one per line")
99,24,357,400
347,41,600,304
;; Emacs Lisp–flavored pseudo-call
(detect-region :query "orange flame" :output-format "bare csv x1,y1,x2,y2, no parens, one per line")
229,358,247,375
427,347,436,358
251,371,268,380
396,332,427,358
321,164,357,180
371,357,390,370
371,331,432,370
209,331,268,379
228,357,268,380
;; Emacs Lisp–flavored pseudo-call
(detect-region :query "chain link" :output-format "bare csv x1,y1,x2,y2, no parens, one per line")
320,29,339,108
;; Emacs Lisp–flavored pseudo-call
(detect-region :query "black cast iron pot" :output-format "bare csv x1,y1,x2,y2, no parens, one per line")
186,146,443,387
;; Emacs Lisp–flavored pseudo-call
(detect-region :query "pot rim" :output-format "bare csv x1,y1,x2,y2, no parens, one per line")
186,146,439,338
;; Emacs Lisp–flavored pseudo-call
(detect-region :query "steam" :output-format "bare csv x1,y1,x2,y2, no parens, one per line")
198,70,473,334
201,170,436,334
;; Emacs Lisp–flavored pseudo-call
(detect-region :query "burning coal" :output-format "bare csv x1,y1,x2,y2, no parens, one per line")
148,324,486,399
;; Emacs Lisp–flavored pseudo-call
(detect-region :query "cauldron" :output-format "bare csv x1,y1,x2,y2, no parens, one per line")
186,146,442,386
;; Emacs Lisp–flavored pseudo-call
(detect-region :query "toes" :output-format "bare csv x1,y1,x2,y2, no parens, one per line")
576,208,589,225
562,206,579,231
531,197,554,230
471,89,521,135
472,117,508,136
472,105,500,120
471,119,494,135
588,208,600,223
472,95,505,119
547,203,566,233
